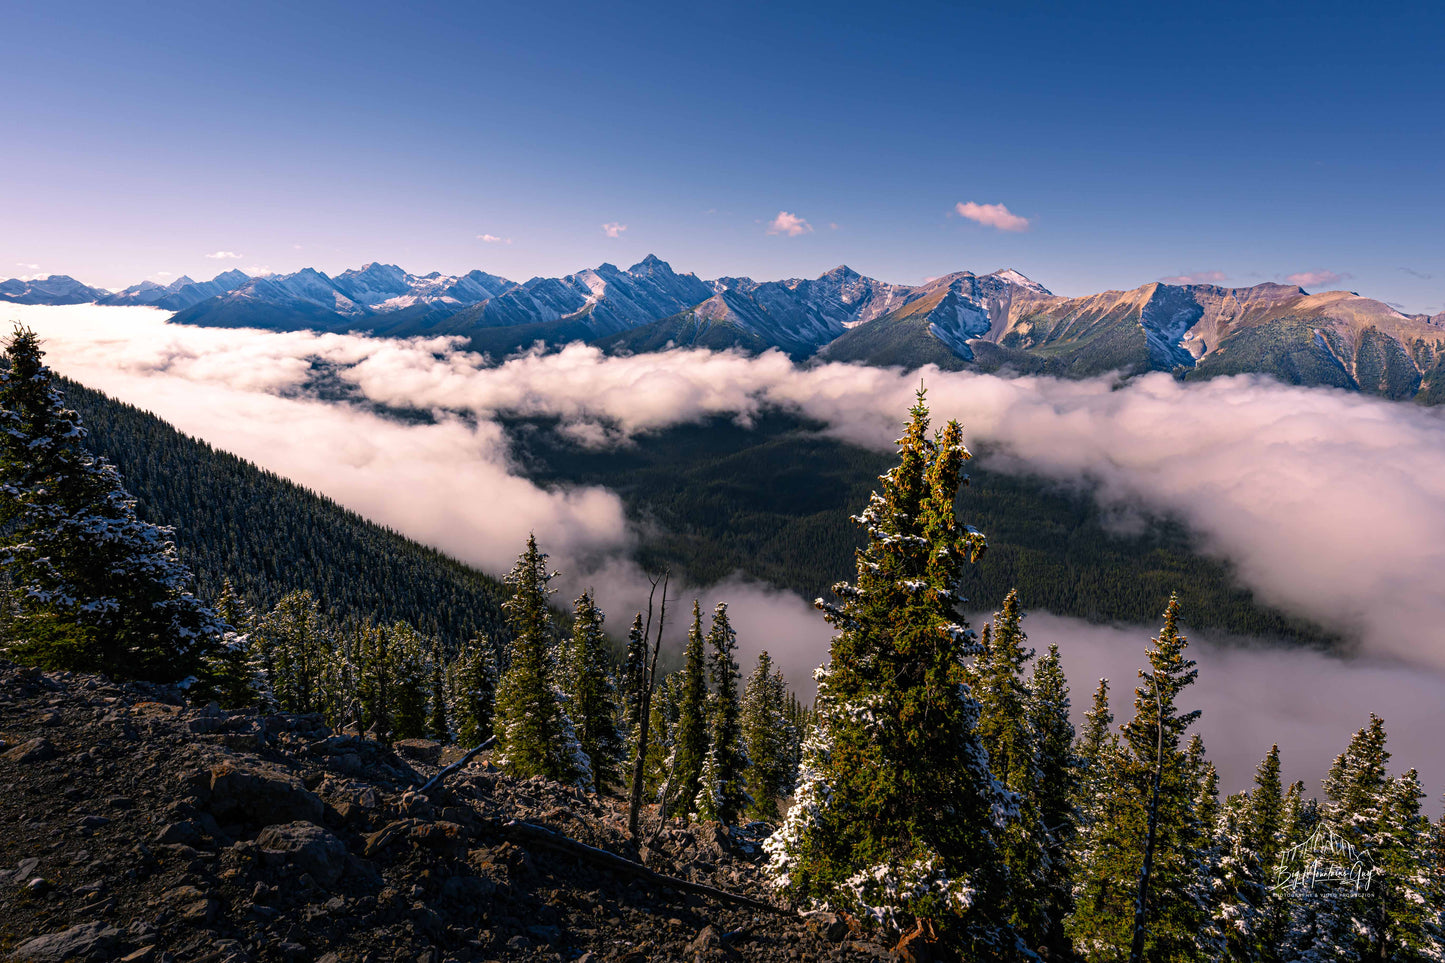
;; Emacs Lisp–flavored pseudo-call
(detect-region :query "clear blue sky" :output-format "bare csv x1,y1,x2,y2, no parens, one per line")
3,0,1442,312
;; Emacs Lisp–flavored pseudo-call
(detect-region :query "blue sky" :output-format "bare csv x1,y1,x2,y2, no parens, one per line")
3,0,1443,311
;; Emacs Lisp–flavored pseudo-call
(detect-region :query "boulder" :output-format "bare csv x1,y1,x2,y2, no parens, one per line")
8,921,120,961
255,821,348,887
207,763,323,826
3,738,56,764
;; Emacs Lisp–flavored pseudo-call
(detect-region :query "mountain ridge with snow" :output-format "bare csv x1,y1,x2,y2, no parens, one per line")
6,258,1445,403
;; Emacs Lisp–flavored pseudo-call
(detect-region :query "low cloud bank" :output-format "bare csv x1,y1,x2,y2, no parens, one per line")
8,304,1445,804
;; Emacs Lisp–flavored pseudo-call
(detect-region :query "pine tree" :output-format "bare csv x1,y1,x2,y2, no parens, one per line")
386,622,428,740
0,325,224,681
564,590,624,795
200,578,258,708
620,612,648,754
645,673,678,801
1027,641,1078,960
1066,597,1208,962
491,535,589,786
695,602,748,824
742,651,794,821
1208,790,1269,963
670,600,709,819
427,638,449,742
449,632,497,748
354,622,394,738
1248,745,1292,962
975,591,1050,950
253,589,331,714
1291,717,1442,961
764,391,1020,957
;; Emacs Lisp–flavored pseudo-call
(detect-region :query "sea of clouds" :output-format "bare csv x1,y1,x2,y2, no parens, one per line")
9,303,1445,805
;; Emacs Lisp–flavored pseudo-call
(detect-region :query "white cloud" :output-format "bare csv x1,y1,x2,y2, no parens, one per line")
476,233,511,244
205,251,244,260
16,262,40,271
1285,269,1351,289
601,222,627,239
954,201,1031,232
13,303,1445,807
766,211,812,237
1160,270,1228,284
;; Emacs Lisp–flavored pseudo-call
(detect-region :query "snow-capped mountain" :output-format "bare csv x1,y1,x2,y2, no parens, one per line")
330,263,515,311
0,275,110,305
99,270,250,311
8,256,1444,403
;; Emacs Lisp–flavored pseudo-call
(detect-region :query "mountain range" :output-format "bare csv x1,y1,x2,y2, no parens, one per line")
7,258,1445,402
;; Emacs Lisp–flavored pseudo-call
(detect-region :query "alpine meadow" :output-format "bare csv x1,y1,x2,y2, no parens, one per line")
3,2,1445,961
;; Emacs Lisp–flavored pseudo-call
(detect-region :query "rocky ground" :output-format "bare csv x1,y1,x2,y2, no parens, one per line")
0,661,889,962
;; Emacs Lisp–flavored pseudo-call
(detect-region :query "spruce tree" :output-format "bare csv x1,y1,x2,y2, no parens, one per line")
201,579,258,708
621,612,648,754
1027,641,1078,960
491,535,589,786
0,325,224,681
565,590,624,795
742,650,793,821
695,602,748,824
449,633,497,748
1292,717,1441,961
670,600,709,818
1248,745,1292,961
1066,598,1208,962
387,622,429,740
1208,790,1268,963
975,591,1050,950
764,391,1019,957
427,638,449,742
254,589,331,714
354,622,394,738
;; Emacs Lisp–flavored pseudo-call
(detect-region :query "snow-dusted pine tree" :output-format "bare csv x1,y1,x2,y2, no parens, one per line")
742,650,794,821
669,601,709,819
620,612,648,756
1027,641,1078,959
448,632,497,748
200,578,258,708
1066,597,1209,962
695,602,748,824
253,589,332,715
491,535,589,787
1287,716,1442,961
976,591,1049,949
427,638,449,742
563,590,624,795
764,391,1021,958
0,325,224,682
387,622,429,740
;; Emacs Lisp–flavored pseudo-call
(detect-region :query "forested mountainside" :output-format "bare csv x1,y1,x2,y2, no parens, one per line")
61,376,1329,647
63,380,513,649
10,260,1445,402
504,412,1334,644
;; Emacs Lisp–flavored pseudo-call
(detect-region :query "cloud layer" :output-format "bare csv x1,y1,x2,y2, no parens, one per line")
9,303,1445,804
954,201,1030,232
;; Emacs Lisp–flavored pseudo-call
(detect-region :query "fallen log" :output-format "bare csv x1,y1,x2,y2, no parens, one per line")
415,735,496,795
503,818,795,917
